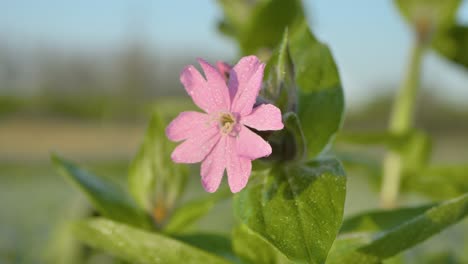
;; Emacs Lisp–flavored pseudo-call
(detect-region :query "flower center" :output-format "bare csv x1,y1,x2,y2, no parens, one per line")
219,112,237,135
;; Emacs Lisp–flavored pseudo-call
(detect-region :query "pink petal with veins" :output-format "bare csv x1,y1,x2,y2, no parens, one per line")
236,125,272,160
166,111,212,142
227,137,252,193
201,136,228,193
180,65,214,113
197,58,231,111
171,126,220,164
229,56,265,116
241,104,284,131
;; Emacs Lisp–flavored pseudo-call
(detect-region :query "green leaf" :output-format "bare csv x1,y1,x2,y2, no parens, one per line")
327,192,468,264
128,111,188,221
261,31,305,162
232,225,293,264
282,112,306,161
267,112,306,162
216,0,255,38
73,218,232,264
422,251,461,264
163,190,231,234
264,28,290,93
394,0,462,33
52,155,151,229
404,164,468,199
432,24,468,69
217,0,304,55
327,233,373,264
263,29,296,113
234,159,346,263
289,22,345,158
340,204,433,234
175,233,237,262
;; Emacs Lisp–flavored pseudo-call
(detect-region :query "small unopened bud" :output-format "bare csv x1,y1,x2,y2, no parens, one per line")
415,15,434,44
152,201,167,225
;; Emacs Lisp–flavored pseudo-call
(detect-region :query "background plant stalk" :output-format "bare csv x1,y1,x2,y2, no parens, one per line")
380,38,426,208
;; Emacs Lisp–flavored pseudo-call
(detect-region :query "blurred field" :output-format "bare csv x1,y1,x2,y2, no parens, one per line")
0,118,144,162
1,163,95,262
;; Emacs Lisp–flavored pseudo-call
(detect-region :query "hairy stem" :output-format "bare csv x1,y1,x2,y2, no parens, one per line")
380,40,426,208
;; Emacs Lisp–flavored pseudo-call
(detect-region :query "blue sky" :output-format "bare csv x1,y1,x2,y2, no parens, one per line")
1,0,467,107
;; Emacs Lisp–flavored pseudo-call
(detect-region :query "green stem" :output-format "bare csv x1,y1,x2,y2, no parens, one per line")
380,39,426,208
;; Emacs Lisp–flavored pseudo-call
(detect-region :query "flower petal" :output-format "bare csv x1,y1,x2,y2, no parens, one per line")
166,111,213,142
201,136,228,193
227,137,252,193
229,56,265,116
171,127,220,164
180,60,230,113
198,58,231,111
180,65,213,113
236,125,272,160
241,104,284,131
216,61,231,81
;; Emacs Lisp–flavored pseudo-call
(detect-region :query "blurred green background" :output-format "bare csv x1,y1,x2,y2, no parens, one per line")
1,0,467,263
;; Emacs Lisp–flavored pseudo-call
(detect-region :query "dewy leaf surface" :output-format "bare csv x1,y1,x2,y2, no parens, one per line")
232,224,293,264
263,29,296,114
340,204,434,234
327,193,468,264
74,218,231,264
289,22,345,158
174,232,237,262
234,159,346,263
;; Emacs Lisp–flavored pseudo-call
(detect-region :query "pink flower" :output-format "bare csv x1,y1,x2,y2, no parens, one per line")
166,56,284,193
